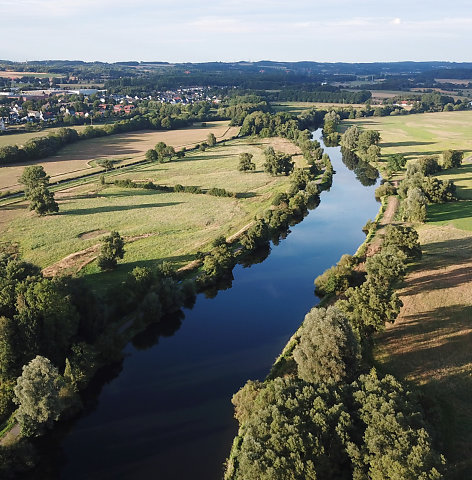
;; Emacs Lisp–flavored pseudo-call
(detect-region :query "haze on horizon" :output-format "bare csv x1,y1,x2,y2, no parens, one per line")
2,0,471,63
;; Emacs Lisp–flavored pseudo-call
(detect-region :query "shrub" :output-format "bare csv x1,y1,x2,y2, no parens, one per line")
293,306,360,384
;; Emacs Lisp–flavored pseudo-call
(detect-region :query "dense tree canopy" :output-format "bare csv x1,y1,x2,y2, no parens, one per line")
293,306,360,384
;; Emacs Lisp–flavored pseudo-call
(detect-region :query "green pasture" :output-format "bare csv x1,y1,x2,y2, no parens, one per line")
0,137,298,290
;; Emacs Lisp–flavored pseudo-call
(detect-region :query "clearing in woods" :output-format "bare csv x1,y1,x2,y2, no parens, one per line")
0,136,303,292
0,121,239,192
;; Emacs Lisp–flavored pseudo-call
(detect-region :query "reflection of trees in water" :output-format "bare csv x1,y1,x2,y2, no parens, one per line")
203,272,234,299
131,310,184,350
26,358,126,480
341,147,379,186
240,244,271,268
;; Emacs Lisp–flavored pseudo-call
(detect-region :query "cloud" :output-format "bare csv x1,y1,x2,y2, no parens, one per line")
391,18,402,25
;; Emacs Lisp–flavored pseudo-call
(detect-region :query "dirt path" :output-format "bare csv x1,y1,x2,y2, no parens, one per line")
0,423,20,446
380,195,399,225
42,233,156,277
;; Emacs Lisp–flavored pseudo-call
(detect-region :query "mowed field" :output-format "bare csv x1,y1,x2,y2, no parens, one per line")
0,136,301,291
342,111,472,161
272,101,364,114
0,121,239,192
374,143,472,476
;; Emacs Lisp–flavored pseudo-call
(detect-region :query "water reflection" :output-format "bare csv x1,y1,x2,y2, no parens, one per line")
56,129,381,480
341,147,379,186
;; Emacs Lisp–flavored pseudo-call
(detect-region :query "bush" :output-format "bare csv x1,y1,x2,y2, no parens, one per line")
442,150,463,169
97,231,125,271
417,156,441,175
293,306,360,384
375,182,397,199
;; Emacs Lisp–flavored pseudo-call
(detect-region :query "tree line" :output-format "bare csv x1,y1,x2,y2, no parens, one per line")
226,224,446,479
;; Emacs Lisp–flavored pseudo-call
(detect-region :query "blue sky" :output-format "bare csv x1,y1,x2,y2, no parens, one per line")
2,0,471,63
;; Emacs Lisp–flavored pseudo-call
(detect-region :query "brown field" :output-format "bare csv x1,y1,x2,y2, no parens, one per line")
0,71,59,79
0,121,239,192
375,225,472,474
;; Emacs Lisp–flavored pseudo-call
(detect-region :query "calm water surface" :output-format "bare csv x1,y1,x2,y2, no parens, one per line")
59,130,380,479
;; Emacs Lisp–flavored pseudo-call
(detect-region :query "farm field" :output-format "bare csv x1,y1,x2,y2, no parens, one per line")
0,121,239,192
0,136,300,291
0,71,62,78
342,111,472,161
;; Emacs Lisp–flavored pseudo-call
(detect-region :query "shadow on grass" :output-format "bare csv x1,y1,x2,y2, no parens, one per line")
381,140,436,148
63,202,182,215
235,191,258,199
427,200,472,224
401,265,472,296
376,304,472,466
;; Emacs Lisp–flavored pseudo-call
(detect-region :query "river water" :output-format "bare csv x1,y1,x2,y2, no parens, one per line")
56,130,380,479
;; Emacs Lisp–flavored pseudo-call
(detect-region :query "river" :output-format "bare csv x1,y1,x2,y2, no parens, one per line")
53,130,380,479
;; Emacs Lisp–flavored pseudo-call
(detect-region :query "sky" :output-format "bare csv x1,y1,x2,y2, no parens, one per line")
2,0,472,63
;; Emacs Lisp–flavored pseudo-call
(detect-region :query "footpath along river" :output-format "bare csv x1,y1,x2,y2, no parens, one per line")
55,129,381,479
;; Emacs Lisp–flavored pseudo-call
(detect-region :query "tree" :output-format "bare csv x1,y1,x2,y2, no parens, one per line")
383,225,422,259
357,130,380,153
238,152,256,172
231,377,352,480
19,166,58,215
18,165,49,191
97,231,125,271
387,153,406,174
323,111,340,135
0,316,17,381
402,187,427,223
442,150,463,169
27,184,59,215
365,144,381,163
145,149,158,162
13,356,66,436
417,156,441,176
365,249,406,287
341,125,360,151
263,146,294,176
338,279,403,335
293,306,360,384
350,370,445,480
206,132,216,146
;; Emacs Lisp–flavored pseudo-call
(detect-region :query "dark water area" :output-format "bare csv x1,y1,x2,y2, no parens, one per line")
56,130,380,480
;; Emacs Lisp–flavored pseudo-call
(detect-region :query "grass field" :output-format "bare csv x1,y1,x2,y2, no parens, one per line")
342,111,472,161
372,121,472,476
272,101,364,114
0,121,239,192
375,225,472,477
0,135,300,292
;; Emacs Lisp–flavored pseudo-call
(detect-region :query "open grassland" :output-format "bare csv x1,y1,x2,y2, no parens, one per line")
272,101,364,114
342,111,472,162
375,157,472,477
375,226,472,477
0,121,239,192
0,136,300,291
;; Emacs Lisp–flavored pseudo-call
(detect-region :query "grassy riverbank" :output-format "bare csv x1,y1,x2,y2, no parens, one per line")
0,135,303,293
